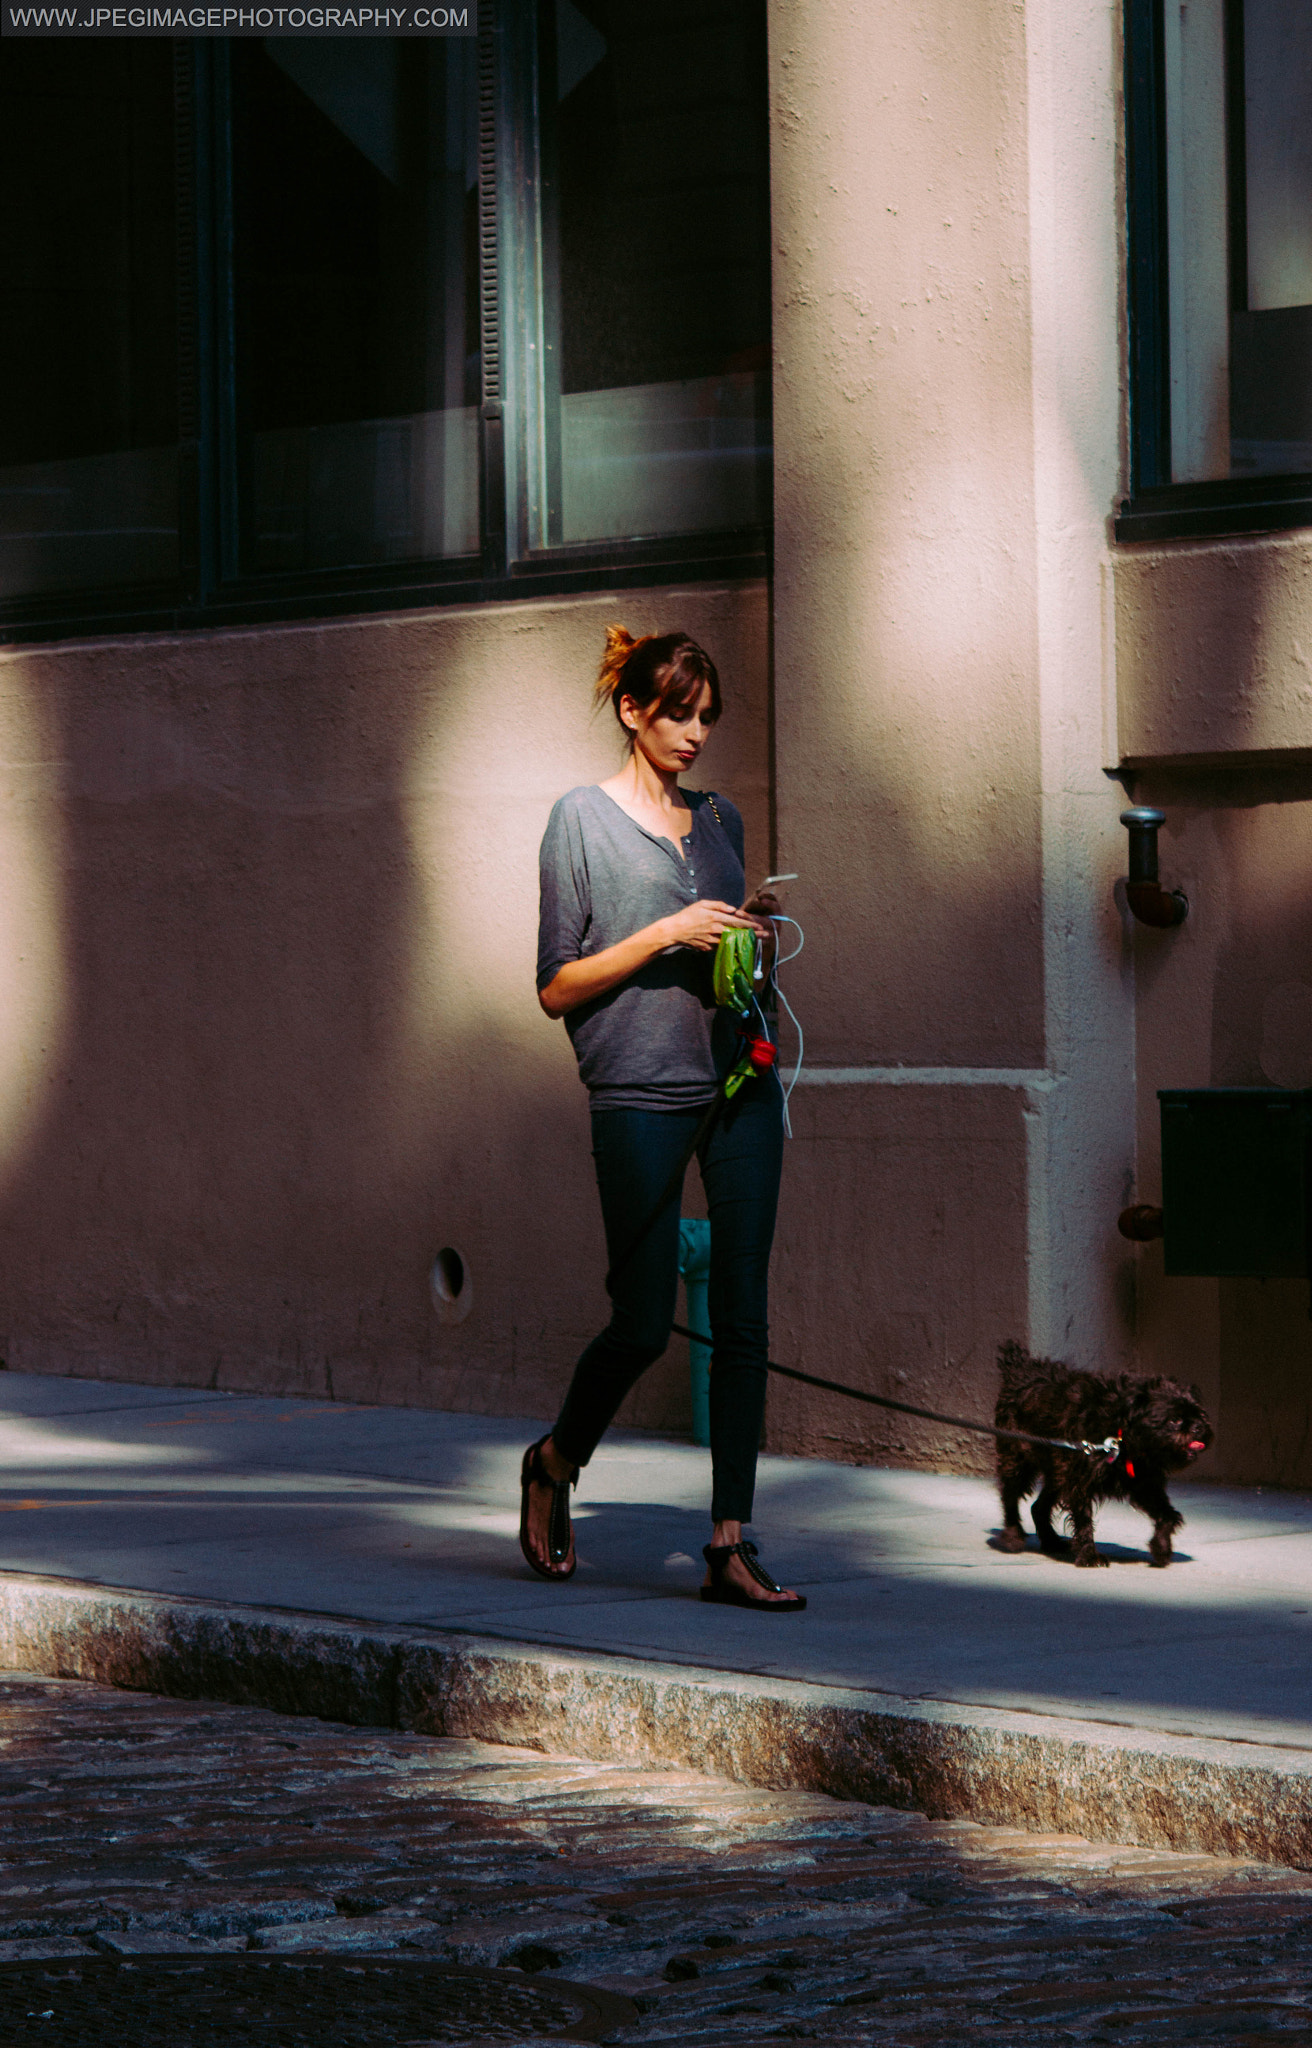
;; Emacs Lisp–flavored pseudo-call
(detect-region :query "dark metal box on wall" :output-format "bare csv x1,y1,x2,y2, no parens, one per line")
1159,1089,1312,1278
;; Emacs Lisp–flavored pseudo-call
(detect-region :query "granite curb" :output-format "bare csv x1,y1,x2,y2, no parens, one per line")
0,1571,1308,1868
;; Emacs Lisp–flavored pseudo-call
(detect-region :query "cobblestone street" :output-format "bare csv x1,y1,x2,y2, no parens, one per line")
0,1675,1308,2043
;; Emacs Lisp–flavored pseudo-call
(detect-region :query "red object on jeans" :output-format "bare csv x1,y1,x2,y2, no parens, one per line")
745,1036,777,1070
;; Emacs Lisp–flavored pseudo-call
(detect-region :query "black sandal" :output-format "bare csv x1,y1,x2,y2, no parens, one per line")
519,1437,578,1581
700,1540,806,1611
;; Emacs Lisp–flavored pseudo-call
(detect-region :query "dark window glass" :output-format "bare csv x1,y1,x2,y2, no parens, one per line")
1159,0,1311,484
230,38,479,573
1229,0,1312,477
537,0,771,545
0,43,179,600
1,22,772,638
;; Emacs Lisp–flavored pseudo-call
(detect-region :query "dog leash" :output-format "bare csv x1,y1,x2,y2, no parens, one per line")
601,1065,1119,1463
670,1322,1122,1461
606,1100,1120,1461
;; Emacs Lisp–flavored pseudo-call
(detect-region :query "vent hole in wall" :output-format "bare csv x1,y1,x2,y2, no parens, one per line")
430,1247,473,1325
432,1248,465,1303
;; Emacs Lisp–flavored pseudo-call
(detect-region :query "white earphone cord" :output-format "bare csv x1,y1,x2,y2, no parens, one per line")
753,914,804,1138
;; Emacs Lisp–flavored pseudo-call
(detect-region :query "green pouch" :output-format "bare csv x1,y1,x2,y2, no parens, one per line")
712,925,757,1013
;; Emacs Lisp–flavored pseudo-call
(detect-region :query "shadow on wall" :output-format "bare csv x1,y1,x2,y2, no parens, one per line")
1206,785,1312,1487
0,586,768,1437
765,1074,1035,1478
1129,736,1312,1488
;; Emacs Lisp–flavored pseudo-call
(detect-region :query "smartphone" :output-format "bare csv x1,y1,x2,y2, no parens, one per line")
745,872,798,905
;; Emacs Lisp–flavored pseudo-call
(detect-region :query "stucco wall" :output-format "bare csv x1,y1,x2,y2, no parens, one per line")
762,0,1135,1469
770,0,1045,1075
0,583,768,1433
1115,473,1312,1485
1117,532,1312,762
1116,759,1312,1486
769,1076,1032,1473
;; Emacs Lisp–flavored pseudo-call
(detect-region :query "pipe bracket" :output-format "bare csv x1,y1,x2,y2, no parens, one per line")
1120,808,1188,928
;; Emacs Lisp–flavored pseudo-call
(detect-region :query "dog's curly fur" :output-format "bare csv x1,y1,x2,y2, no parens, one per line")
994,1339,1213,1567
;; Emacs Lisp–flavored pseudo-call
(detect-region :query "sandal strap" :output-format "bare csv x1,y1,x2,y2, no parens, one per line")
528,1439,577,1567
527,1439,578,1488
702,1539,785,1596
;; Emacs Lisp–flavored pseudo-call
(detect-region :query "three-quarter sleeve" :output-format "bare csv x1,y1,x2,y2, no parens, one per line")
536,796,591,991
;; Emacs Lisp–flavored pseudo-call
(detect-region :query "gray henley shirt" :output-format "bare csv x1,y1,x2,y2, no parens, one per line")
536,783,748,1112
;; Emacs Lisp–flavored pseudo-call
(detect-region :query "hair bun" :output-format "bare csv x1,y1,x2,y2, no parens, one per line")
594,624,653,706
592,627,723,741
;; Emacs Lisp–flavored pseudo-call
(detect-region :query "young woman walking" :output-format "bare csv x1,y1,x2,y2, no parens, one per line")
522,626,804,1611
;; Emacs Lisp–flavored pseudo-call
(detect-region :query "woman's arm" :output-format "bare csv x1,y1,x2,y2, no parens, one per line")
539,900,766,1019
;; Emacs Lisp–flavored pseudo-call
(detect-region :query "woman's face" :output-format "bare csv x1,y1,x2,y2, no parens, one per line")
624,682,717,775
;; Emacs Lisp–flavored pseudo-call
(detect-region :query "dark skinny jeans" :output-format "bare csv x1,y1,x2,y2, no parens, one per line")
552,1078,784,1524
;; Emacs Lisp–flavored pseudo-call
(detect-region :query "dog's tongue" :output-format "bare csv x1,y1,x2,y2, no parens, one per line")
1188,1440,1207,1452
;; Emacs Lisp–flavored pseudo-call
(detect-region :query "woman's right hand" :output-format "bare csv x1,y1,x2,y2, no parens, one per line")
663,899,761,952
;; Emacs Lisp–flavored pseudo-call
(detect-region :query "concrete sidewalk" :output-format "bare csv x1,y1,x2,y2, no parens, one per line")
0,1369,1308,1860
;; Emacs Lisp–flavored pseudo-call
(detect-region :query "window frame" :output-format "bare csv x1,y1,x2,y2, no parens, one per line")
1118,0,1312,543
0,9,770,649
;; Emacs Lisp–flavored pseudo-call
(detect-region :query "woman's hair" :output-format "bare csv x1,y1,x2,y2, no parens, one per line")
594,626,722,735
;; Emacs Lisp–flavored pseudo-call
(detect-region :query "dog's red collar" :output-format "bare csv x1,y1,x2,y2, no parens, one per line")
1106,1430,1135,1479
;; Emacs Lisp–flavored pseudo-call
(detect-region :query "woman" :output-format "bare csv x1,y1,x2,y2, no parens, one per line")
523,625,804,1611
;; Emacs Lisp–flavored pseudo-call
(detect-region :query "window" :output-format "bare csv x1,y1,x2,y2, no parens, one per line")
0,5,771,644
231,39,480,575
533,0,771,550
1119,0,1312,540
0,44,180,607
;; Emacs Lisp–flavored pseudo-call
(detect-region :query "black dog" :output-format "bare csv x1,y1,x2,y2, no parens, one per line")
994,1339,1213,1567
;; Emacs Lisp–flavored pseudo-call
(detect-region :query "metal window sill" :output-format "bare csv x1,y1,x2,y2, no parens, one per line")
0,537,771,649
1115,478,1312,545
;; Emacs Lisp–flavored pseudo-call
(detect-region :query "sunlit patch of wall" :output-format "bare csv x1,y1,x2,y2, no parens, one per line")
392,586,770,1434
770,0,1047,1076
0,656,68,1202
1117,533,1312,761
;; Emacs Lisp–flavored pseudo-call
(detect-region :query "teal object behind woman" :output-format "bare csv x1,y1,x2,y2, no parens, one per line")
678,1217,713,1446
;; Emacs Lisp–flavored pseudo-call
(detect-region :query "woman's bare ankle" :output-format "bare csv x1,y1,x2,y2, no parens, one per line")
539,1435,574,1484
